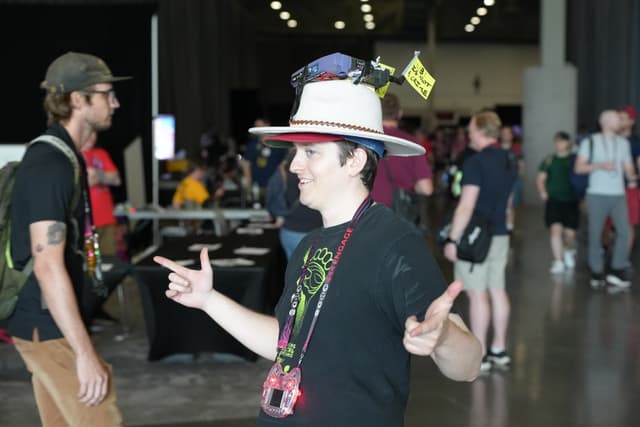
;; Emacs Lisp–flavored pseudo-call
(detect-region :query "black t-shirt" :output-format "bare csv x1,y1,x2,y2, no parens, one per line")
8,123,87,341
461,146,517,235
257,204,447,427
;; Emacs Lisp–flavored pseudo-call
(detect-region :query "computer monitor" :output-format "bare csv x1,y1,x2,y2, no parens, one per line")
153,114,175,160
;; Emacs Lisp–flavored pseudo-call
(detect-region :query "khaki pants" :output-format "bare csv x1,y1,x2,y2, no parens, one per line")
455,235,510,291
13,329,122,427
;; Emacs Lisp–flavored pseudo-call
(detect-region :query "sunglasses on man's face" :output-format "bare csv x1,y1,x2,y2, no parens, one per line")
81,88,118,103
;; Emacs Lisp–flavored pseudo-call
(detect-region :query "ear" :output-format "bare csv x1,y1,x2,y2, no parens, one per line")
347,147,368,177
69,91,85,109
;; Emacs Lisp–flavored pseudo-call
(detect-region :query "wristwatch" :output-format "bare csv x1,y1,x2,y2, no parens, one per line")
444,237,457,246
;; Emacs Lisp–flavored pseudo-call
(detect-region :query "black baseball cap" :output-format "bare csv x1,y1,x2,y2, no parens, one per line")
40,51,131,94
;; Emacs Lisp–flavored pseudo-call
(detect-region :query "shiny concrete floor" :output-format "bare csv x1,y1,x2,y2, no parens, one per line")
1,203,640,427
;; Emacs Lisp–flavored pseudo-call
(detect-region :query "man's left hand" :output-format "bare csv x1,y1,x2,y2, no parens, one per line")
403,280,463,356
444,242,458,262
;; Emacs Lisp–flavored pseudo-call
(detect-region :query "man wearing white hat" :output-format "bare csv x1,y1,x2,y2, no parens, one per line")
154,53,482,426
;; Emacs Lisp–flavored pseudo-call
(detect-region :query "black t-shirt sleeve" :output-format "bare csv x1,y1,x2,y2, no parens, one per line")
376,232,448,332
461,154,482,187
21,146,76,225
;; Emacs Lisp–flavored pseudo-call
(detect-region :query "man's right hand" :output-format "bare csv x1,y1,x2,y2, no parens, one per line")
76,351,108,406
154,248,215,310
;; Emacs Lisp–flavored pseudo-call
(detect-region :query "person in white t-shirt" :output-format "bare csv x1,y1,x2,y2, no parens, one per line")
575,110,638,289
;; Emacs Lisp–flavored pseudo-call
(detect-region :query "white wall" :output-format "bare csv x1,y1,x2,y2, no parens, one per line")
374,41,540,127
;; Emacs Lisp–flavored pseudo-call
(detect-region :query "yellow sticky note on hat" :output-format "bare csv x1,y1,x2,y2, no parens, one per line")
402,54,436,100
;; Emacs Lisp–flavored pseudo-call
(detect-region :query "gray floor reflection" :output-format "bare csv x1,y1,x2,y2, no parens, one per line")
469,373,508,427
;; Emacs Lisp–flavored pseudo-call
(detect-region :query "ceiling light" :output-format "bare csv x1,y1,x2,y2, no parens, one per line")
484,0,495,6
360,0,368,2
365,21,376,30
470,16,481,25
287,19,297,28
270,1,282,10
363,14,374,22
334,20,346,30
477,7,488,16
465,24,475,32
279,11,290,20
361,4,372,13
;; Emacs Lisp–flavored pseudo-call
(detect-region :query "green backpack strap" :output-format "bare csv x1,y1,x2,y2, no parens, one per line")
27,136,84,311
30,135,82,213
29,135,83,255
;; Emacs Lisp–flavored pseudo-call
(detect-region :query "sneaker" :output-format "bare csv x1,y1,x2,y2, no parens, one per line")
480,355,492,372
606,269,631,288
549,260,565,274
487,349,511,367
563,250,576,269
590,273,606,290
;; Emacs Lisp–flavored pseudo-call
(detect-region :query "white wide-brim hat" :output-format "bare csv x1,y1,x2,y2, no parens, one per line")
249,80,425,157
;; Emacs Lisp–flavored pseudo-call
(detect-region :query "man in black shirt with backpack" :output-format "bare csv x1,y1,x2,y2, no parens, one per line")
7,52,128,427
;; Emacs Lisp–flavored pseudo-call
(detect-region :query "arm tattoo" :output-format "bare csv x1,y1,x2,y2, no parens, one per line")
46,222,67,245
35,243,44,253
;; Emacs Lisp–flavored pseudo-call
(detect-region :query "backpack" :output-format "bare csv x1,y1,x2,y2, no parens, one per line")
0,135,81,320
568,135,593,199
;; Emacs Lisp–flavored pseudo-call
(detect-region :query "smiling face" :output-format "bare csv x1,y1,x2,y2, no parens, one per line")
289,142,349,212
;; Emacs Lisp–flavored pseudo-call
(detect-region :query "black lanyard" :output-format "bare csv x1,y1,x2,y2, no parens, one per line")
276,196,373,367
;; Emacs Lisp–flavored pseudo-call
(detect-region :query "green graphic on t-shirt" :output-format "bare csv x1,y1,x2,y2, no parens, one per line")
292,246,334,337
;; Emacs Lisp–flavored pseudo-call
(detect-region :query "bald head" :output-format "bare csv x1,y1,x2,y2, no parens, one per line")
599,110,621,133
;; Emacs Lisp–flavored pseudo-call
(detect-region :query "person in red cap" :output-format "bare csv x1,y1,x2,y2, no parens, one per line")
8,52,127,426
619,105,640,253
154,53,482,427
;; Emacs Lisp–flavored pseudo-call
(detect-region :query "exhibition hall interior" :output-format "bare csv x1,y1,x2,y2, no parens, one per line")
0,0,639,426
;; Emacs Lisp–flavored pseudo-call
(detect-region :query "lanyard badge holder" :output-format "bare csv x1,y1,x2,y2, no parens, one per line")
260,197,373,418
261,363,302,418
83,190,107,297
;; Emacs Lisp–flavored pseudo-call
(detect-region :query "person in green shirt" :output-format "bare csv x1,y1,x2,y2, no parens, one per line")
536,131,580,274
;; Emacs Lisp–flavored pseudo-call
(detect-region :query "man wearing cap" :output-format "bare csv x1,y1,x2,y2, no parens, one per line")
8,52,127,426
154,53,482,426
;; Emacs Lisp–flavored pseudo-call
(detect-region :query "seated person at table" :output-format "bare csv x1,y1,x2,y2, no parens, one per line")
154,52,482,427
172,161,222,209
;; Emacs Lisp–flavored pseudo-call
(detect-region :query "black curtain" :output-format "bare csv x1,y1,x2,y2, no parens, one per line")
157,0,258,158
568,0,640,131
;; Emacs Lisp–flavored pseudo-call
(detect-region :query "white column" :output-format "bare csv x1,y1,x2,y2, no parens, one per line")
522,0,576,206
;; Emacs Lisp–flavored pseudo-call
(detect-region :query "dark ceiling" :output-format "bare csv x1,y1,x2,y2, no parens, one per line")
238,0,539,43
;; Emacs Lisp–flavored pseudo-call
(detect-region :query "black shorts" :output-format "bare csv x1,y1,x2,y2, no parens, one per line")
545,198,580,229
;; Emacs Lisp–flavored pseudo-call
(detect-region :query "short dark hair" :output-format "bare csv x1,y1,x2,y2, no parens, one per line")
186,159,207,175
335,140,379,191
554,131,571,141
